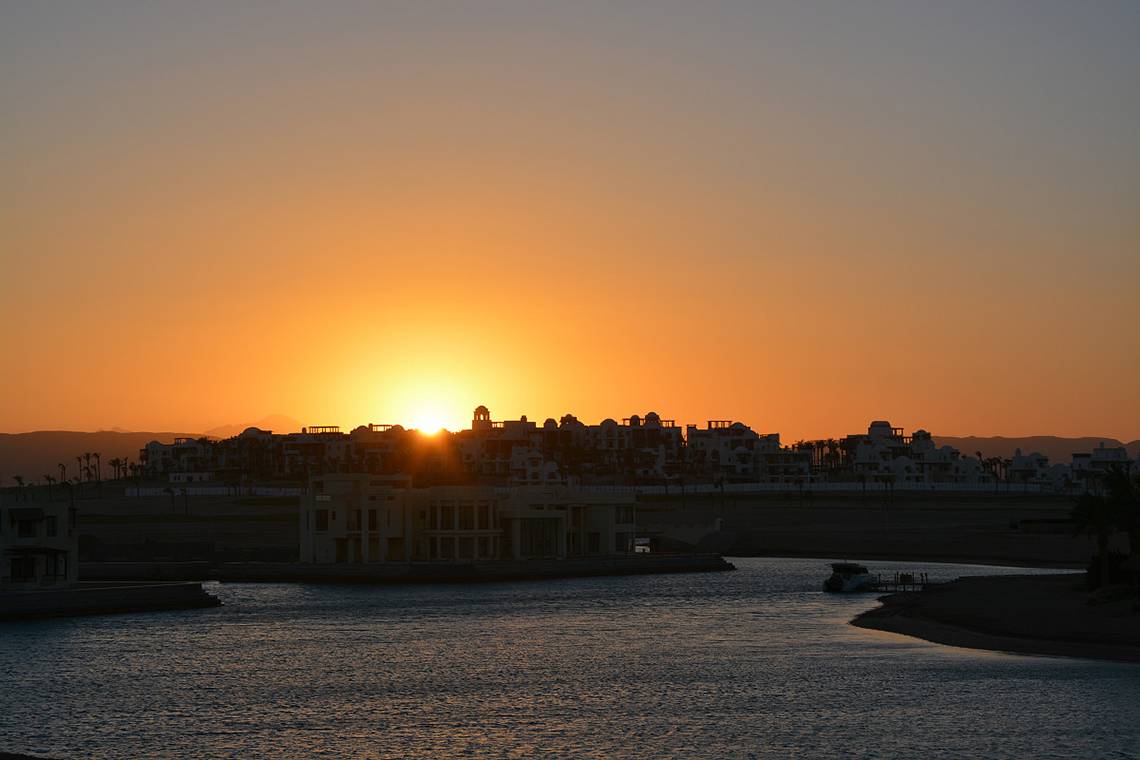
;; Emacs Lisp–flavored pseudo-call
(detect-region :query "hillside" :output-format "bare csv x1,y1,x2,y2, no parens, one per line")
204,415,302,439
934,436,1140,464
0,431,197,483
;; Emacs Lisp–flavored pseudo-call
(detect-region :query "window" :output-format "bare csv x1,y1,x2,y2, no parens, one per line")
477,537,489,558
439,537,455,559
440,505,454,530
458,537,474,559
588,532,601,554
11,556,35,581
478,503,489,530
46,517,58,537
459,505,474,530
315,509,329,532
368,509,378,531
387,537,404,561
17,520,36,538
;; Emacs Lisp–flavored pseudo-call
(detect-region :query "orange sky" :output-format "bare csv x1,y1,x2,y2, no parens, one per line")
1,3,1138,440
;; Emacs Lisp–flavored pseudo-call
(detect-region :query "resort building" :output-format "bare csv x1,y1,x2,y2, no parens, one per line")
685,420,809,483
1,499,78,591
829,421,985,485
1071,442,1134,491
299,475,638,563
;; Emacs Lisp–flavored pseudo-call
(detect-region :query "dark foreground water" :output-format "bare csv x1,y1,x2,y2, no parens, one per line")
1,558,1137,759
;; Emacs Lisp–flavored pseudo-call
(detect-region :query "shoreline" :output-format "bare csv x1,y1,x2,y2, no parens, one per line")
80,553,736,585
742,552,1084,570
0,581,221,623
852,574,1140,664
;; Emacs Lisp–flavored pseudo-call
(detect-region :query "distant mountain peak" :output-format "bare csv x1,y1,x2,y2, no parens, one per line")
204,414,302,438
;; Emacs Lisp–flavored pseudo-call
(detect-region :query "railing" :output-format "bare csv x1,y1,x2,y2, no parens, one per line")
128,486,303,497
494,481,1043,495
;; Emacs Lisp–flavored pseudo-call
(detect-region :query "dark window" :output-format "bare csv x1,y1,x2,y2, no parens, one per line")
459,505,474,530
478,503,489,530
11,556,35,581
588,532,601,553
315,509,329,532
368,509,378,531
46,516,58,537
440,505,454,530
17,520,36,538
439,537,455,559
387,537,404,561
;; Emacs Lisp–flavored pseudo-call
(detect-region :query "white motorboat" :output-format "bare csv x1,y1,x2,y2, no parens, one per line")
823,562,877,592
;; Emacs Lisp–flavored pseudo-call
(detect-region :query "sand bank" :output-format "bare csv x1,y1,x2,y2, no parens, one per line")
852,574,1140,664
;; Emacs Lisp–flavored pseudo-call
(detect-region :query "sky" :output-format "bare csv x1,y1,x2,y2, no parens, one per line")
1,1,1138,440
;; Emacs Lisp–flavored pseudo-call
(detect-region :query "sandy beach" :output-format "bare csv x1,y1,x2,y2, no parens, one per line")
852,574,1140,664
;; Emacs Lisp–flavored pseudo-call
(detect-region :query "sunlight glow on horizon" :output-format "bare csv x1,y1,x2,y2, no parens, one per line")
1,3,1138,440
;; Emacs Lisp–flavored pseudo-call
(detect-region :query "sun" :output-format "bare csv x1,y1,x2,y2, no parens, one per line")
407,404,448,435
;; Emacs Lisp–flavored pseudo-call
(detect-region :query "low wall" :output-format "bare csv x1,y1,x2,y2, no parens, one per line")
0,581,221,621
82,554,735,585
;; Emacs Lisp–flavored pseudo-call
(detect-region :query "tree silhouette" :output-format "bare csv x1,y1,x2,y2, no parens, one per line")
1071,492,1118,588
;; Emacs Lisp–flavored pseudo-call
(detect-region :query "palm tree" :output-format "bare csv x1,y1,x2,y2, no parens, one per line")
75,456,83,482
1072,492,1118,588
44,474,56,501
59,462,67,483
1103,466,1139,559
83,453,92,481
93,452,101,482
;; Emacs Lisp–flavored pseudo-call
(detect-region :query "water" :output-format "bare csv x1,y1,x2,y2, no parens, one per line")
1,558,1137,759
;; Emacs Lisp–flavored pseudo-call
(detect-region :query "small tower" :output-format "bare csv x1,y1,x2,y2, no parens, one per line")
473,405,492,432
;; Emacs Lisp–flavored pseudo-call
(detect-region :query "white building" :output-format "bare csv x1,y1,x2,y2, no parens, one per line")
1,500,78,591
843,421,979,484
299,475,638,563
686,421,809,482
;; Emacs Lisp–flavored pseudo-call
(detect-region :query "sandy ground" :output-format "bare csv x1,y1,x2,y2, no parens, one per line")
852,574,1140,663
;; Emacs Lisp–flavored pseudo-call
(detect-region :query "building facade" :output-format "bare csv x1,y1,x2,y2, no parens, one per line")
299,476,638,564
1,499,78,591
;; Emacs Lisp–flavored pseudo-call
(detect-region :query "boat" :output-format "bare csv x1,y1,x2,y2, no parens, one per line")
823,562,877,592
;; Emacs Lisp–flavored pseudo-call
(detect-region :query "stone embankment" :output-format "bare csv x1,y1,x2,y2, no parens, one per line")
82,553,735,584
0,581,221,622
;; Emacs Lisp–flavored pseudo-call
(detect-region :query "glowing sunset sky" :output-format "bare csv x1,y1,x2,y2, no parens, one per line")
2,2,1138,439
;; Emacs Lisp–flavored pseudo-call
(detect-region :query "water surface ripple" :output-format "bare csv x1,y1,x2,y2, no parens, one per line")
2,558,1136,758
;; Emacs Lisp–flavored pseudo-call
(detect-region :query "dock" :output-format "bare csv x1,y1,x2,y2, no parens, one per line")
871,571,932,592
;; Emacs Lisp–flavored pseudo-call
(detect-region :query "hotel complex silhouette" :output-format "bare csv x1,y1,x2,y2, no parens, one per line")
140,406,1133,492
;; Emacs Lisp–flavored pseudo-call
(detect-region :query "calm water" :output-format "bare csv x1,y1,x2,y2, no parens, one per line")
2,558,1137,759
